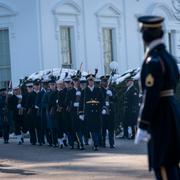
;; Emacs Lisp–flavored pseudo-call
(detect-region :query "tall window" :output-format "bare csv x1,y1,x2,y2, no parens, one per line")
60,26,72,68
0,28,11,88
103,28,114,74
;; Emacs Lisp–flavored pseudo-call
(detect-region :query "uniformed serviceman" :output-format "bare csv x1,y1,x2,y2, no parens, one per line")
64,77,73,146
79,74,104,151
41,78,51,146
25,79,40,145
80,77,90,145
66,75,84,150
9,87,24,144
46,76,58,147
55,79,66,148
100,75,116,148
0,88,9,143
123,78,139,139
35,79,47,145
135,16,180,180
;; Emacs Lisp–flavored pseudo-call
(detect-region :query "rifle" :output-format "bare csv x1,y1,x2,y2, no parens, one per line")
58,67,63,80
94,68,98,77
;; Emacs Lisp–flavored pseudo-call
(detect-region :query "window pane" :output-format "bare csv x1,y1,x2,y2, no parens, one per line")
60,26,72,67
103,28,113,74
0,29,11,85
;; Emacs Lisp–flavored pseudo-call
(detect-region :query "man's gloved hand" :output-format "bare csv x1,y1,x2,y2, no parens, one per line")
134,128,151,144
73,102,79,107
106,90,112,96
35,105,39,109
79,114,84,121
76,91,81,96
102,109,107,115
17,104,22,109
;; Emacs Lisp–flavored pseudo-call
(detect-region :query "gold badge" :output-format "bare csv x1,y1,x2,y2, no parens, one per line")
145,74,154,87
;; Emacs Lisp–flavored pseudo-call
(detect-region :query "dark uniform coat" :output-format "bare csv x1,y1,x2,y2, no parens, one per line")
100,87,116,131
64,87,73,133
124,85,139,126
46,90,58,129
79,86,104,132
55,88,66,136
0,95,7,135
66,87,82,132
8,95,24,134
138,43,180,169
25,91,37,129
35,89,46,129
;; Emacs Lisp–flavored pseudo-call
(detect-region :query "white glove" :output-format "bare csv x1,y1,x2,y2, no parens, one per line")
17,104,22,109
73,102,79,107
76,91,81,96
56,99,58,103
106,90,112,96
16,95,22,99
102,109,107,115
105,101,110,106
35,105,39,109
79,115,84,121
134,128,151,144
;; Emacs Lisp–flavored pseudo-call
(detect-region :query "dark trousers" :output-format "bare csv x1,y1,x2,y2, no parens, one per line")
36,127,43,144
3,121,9,142
39,128,45,144
29,128,37,144
51,128,58,146
102,130,114,147
76,132,84,147
101,116,114,147
154,165,180,180
46,128,52,145
91,131,100,147
68,131,76,147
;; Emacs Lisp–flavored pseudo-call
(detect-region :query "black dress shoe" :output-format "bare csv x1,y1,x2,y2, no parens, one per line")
63,140,68,147
18,141,22,145
60,144,63,149
94,146,98,151
110,145,115,149
79,145,85,150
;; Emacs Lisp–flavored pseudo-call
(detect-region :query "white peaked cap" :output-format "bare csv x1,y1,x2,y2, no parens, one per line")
56,79,64,84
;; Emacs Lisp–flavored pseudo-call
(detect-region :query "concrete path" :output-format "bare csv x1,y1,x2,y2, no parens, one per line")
0,138,154,180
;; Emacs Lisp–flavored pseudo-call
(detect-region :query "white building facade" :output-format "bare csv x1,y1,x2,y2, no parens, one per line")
0,0,180,86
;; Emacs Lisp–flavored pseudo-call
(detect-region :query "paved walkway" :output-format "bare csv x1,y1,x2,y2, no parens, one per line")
0,138,154,180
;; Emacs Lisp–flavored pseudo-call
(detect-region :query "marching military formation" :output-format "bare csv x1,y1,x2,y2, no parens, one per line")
0,72,117,151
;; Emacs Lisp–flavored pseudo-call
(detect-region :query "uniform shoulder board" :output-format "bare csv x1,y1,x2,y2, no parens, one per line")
145,74,154,87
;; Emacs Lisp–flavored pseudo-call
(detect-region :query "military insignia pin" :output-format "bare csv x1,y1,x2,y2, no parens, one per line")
145,74,154,87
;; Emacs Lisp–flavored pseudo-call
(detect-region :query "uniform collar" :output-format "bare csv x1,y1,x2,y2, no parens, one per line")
57,88,63,91
88,85,94,91
144,39,163,59
34,90,40,93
